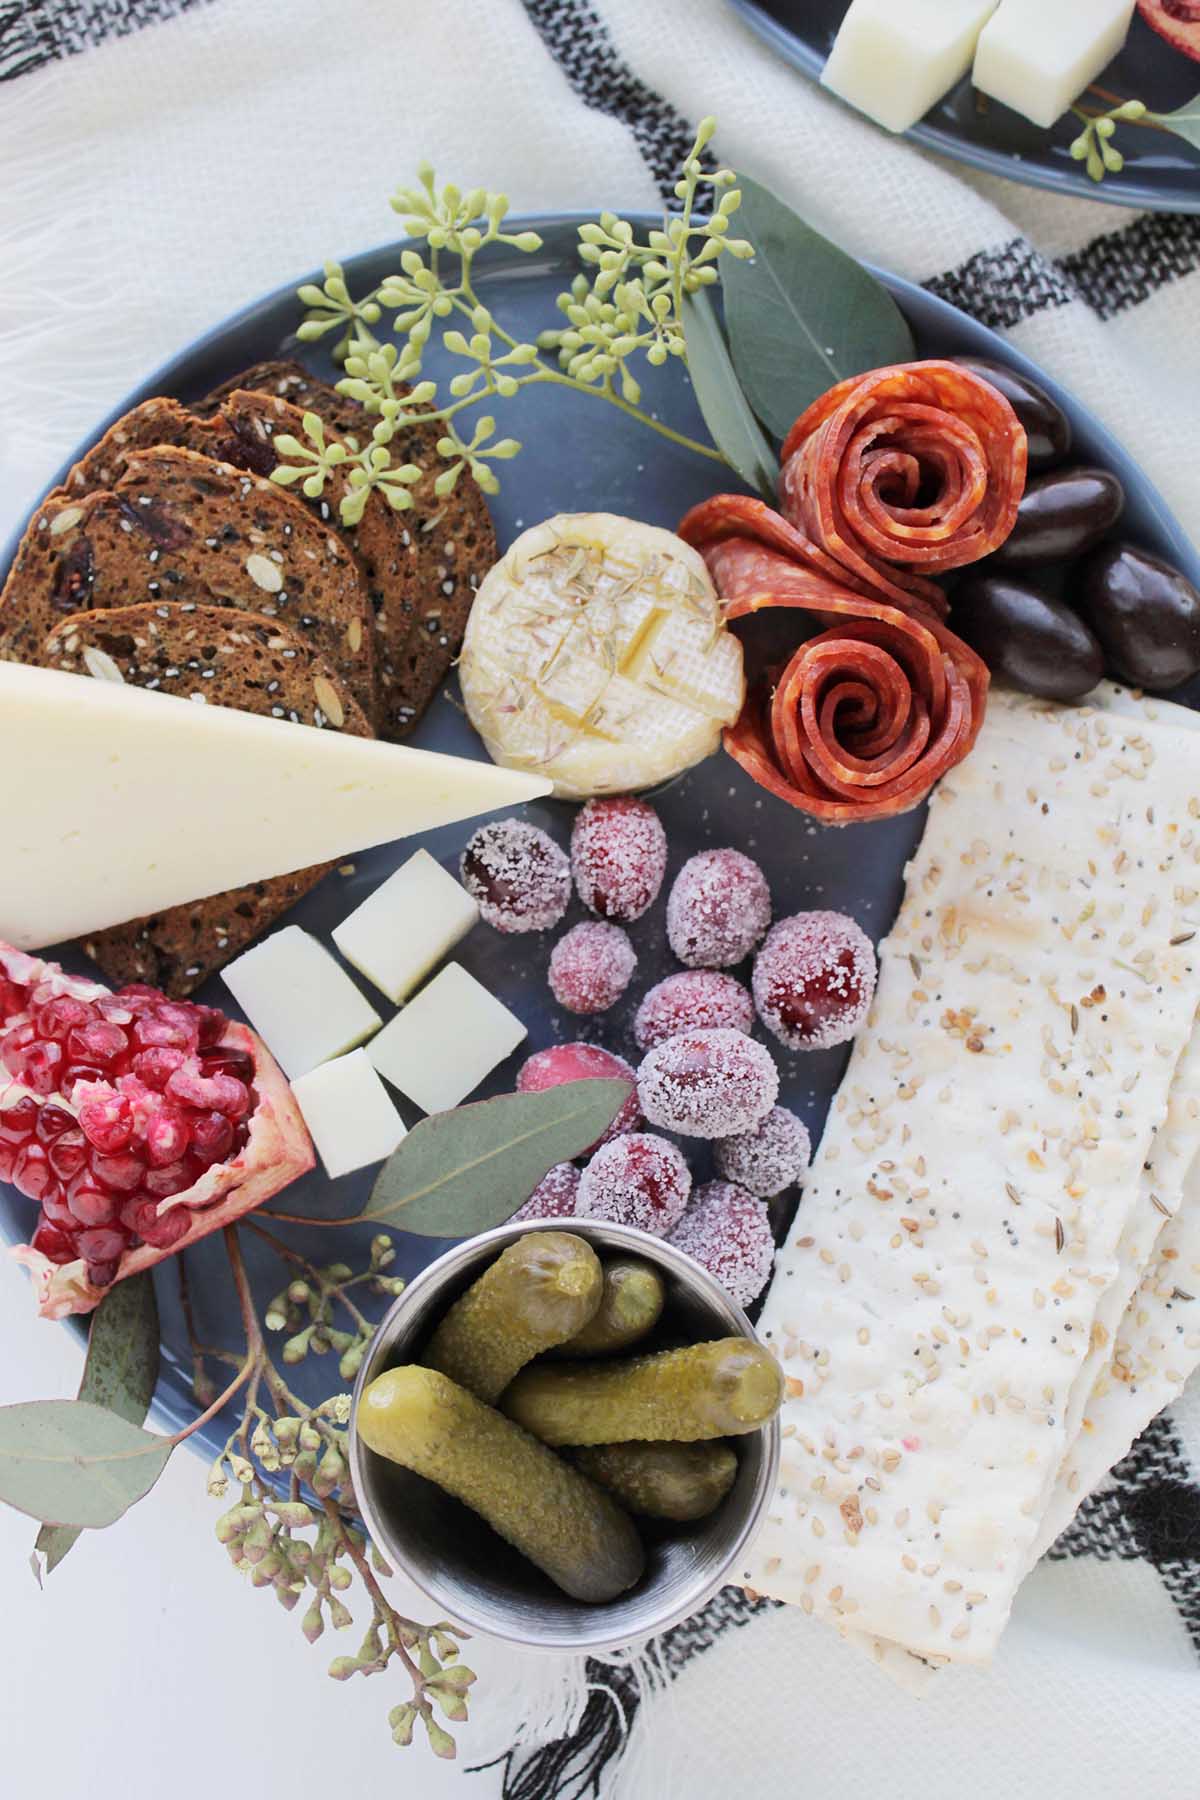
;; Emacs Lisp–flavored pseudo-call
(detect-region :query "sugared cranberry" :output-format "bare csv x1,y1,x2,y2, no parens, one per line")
637,1027,778,1139
752,911,876,1051
714,1105,811,1197
576,1132,692,1236
669,1181,776,1307
460,819,572,933
666,849,772,968
548,922,636,1015
633,970,755,1051
511,1162,582,1223
516,1043,640,1147
570,797,668,923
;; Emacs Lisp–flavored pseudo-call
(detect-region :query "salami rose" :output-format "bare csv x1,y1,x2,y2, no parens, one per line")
779,360,1027,606
679,497,988,823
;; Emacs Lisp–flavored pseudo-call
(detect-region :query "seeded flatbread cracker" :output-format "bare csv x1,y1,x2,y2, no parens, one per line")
0,446,376,721
747,690,1200,1665
43,602,371,996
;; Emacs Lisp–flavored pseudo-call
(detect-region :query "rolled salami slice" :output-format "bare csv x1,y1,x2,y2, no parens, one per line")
779,360,1027,603
681,496,988,823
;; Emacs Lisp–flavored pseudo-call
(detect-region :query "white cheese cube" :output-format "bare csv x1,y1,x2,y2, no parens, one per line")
366,963,526,1114
290,1050,407,1179
332,850,479,1005
974,0,1135,129
822,0,999,134
222,926,381,1079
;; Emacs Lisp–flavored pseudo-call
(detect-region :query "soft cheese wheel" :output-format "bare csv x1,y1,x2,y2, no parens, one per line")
459,514,745,799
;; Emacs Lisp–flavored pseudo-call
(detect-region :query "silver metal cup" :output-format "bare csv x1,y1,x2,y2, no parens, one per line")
349,1216,781,1652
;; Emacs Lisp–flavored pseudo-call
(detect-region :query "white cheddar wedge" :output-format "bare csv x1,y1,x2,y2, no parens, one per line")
332,850,479,1005
974,0,1135,129
0,663,550,951
291,1050,407,1179
222,926,381,1079
822,0,999,134
367,963,526,1114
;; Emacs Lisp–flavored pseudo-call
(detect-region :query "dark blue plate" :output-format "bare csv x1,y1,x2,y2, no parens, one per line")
2,217,1198,1457
731,0,1200,212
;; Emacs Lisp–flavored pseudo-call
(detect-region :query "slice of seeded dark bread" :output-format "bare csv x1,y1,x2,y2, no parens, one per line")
203,361,497,739
0,446,377,722
43,603,372,997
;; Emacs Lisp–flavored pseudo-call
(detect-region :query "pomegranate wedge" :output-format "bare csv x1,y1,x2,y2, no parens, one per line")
0,944,313,1318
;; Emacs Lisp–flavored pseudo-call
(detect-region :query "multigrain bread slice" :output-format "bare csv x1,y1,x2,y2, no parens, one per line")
43,602,372,996
205,361,497,738
0,445,377,721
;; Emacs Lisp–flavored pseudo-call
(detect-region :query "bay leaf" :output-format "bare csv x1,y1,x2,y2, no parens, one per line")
0,1400,172,1529
721,172,914,441
680,289,779,501
35,1273,160,1575
1148,97,1200,154
366,1078,631,1236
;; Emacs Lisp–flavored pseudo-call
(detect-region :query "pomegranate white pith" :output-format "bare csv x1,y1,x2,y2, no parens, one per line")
0,944,313,1319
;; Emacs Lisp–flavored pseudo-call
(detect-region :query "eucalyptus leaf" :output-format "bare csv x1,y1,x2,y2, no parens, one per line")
1148,97,1200,154
0,1400,172,1529
721,172,914,440
34,1274,160,1574
680,290,779,501
366,1079,632,1235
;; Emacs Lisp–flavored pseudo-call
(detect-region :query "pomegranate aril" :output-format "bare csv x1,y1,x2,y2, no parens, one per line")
197,1045,254,1083
67,1021,128,1065
13,1142,55,1202
135,1204,191,1251
67,1181,118,1227
77,1226,128,1263
133,1012,197,1052
33,995,92,1037
132,1046,187,1091
77,1092,135,1153
4,1037,64,1095
166,1066,250,1118
195,1007,226,1050
31,1219,77,1261
90,1150,146,1193
43,1190,79,1229
190,1111,235,1166
35,1103,77,1142
47,1128,89,1182
86,1260,121,1288
143,1106,191,1168
0,1095,41,1144
142,1159,197,1199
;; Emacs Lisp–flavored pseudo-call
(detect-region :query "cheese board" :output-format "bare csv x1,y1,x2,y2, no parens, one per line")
731,0,1200,211
4,167,1200,1751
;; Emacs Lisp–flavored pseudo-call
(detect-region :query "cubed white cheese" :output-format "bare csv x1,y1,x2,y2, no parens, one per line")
366,963,526,1114
222,926,381,1079
331,849,480,1005
290,1050,407,1179
822,0,999,134
974,0,1135,129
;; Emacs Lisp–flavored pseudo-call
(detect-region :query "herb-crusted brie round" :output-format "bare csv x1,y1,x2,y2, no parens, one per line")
459,513,745,799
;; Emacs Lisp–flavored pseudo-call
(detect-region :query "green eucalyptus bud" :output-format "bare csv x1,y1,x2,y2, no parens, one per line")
302,1601,325,1644
390,1704,416,1747
425,1719,456,1760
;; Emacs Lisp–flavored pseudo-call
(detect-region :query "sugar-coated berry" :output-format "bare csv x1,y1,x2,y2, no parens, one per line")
714,1105,811,1197
517,1042,641,1147
753,911,876,1051
666,848,771,968
511,1162,582,1223
571,797,668,923
460,818,571,933
575,1132,692,1236
637,1027,778,1139
549,922,636,1015
669,1181,776,1307
633,970,754,1052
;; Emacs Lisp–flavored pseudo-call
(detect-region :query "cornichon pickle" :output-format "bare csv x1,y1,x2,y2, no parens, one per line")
422,1231,602,1402
357,1366,644,1604
555,1256,666,1356
501,1339,783,1445
573,1440,739,1521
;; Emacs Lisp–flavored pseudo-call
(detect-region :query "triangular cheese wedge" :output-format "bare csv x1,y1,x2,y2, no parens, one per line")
1,663,551,950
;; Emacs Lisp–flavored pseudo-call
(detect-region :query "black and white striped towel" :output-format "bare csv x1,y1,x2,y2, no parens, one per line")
3,3,1200,1796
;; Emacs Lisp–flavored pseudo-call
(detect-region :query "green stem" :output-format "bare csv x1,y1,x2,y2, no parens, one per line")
534,367,727,461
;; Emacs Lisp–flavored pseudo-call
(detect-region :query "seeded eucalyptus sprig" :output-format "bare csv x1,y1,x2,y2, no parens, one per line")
273,116,751,522
1069,93,1200,184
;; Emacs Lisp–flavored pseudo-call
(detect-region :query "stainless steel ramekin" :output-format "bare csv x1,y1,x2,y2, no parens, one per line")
349,1216,781,1653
